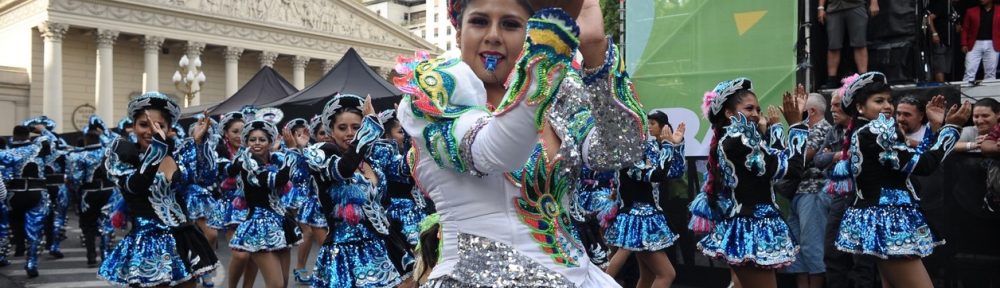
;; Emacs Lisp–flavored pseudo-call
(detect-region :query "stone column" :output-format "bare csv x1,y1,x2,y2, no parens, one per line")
38,22,68,133
292,56,310,89
322,59,336,74
141,36,164,92
95,29,119,122
185,41,205,106
259,51,278,68
224,47,244,98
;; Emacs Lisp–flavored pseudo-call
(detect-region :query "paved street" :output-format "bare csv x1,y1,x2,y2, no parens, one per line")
0,212,320,288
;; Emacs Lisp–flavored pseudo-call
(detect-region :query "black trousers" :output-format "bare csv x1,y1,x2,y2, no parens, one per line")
79,188,112,261
825,196,878,288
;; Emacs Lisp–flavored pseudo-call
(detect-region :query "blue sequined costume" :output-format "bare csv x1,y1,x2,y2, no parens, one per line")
0,135,50,273
605,140,685,251
696,114,808,268
24,117,72,258
65,143,116,265
306,115,409,288
99,133,220,286
833,115,958,258
177,135,219,221
226,137,302,252
209,140,247,229
284,149,327,228
381,142,425,246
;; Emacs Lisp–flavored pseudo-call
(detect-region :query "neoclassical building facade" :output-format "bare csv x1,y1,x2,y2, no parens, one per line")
0,0,438,133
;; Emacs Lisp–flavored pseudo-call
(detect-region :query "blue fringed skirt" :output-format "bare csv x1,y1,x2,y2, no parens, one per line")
697,204,799,268
385,197,426,246
296,195,328,228
312,222,402,288
835,189,943,259
604,202,678,251
230,208,302,252
99,216,219,287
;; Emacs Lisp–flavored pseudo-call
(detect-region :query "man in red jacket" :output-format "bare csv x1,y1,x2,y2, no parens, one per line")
963,0,1000,82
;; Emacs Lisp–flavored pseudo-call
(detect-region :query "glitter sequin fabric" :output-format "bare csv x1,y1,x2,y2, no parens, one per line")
605,203,679,251
835,190,944,259
385,197,426,245
312,221,403,288
282,150,313,210
222,189,249,226
295,194,328,228
98,216,218,287
183,184,217,220
230,208,303,252
424,233,575,288
697,204,799,268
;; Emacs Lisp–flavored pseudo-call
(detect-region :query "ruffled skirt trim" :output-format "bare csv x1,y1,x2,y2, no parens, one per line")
604,202,678,251
230,208,303,252
835,205,943,259
697,204,799,268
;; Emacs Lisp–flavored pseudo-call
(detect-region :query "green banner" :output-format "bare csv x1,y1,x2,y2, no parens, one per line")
626,0,798,156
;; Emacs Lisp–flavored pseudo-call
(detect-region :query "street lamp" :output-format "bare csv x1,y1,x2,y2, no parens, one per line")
172,55,206,107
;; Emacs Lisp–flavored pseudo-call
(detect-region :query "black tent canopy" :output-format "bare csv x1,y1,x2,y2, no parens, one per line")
210,66,297,115
181,66,298,118
264,48,403,121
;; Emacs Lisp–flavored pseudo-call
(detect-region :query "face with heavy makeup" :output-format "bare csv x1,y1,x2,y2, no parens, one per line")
133,109,172,150
330,111,362,152
456,0,532,87
246,130,270,159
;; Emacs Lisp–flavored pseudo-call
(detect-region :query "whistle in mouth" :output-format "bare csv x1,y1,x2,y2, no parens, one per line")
485,55,500,72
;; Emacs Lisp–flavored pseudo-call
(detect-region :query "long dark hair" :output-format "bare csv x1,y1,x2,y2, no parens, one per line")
416,223,440,282
703,90,755,201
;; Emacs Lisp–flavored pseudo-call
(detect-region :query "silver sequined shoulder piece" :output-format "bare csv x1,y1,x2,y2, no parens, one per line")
427,233,575,288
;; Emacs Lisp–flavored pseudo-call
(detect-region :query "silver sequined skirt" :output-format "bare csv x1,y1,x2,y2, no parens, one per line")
422,233,576,288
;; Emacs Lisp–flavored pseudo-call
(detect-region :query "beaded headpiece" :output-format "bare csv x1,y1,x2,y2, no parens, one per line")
116,117,133,131
308,115,324,138
22,116,57,131
127,92,181,126
82,114,106,135
257,107,284,125
703,78,753,120
321,94,365,133
240,105,258,120
241,120,279,145
841,72,887,114
219,112,246,131
283,118,308,133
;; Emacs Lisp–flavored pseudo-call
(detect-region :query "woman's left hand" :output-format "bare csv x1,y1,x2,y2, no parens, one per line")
193,111,210,144
662,122,686,144
767,106,783,127
147,111,166,140
282,128,298,149
362,94,376,117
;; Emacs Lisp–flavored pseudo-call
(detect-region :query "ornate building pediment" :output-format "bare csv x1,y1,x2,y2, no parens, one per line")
25,0,438,66
121,0,426,48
